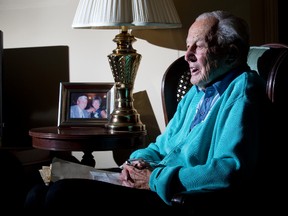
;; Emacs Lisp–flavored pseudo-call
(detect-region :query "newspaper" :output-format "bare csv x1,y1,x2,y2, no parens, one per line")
51,157,122,185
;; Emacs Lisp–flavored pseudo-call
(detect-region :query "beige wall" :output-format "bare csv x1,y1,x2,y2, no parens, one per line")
0,0,277,168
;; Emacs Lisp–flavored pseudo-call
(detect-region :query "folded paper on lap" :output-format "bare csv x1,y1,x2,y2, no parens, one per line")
51,157,121,185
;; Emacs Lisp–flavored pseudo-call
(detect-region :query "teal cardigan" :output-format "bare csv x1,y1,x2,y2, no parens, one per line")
130,70,269,205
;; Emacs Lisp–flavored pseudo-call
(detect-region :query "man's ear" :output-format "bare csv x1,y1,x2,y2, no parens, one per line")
226,44,239,64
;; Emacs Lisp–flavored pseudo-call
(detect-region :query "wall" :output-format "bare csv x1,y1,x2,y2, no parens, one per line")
0,0,276,168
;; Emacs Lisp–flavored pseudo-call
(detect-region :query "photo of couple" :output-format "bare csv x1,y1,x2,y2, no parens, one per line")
70,93,107,119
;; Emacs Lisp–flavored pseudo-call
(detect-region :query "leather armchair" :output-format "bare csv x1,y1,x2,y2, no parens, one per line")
161,43,288,215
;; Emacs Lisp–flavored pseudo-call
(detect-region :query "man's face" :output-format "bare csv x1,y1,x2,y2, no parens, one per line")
77,96,88,109
185,17,223,89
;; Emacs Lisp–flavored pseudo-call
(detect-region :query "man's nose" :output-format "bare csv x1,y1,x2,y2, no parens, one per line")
185,53,196,62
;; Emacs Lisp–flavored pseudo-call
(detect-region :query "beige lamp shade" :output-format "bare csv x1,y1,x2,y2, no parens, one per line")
72,0,182,29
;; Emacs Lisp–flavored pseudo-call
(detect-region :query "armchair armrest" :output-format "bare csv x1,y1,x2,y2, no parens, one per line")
171,188,235,210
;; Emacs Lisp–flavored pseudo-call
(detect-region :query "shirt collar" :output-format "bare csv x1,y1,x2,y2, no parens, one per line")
196,65,248,95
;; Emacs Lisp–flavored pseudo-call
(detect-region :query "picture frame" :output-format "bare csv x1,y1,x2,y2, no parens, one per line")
57,82,114,127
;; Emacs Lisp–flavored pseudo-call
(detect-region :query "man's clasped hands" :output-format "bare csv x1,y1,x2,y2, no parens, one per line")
119,159,153,190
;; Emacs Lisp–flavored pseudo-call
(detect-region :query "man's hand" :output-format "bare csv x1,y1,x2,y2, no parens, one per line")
119,161,151,190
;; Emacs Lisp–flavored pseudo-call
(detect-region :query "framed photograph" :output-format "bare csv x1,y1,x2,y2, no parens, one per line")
57,82,114,127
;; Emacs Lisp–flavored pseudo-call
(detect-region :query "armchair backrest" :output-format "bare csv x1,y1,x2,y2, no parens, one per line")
161,43,288,125
161,56,191,125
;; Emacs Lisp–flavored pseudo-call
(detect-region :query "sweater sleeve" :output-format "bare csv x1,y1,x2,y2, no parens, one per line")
129,86,200,162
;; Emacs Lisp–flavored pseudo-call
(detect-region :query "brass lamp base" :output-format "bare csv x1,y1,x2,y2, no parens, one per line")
105,27,146,132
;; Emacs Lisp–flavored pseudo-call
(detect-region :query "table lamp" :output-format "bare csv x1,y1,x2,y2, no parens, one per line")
72,0,182,131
